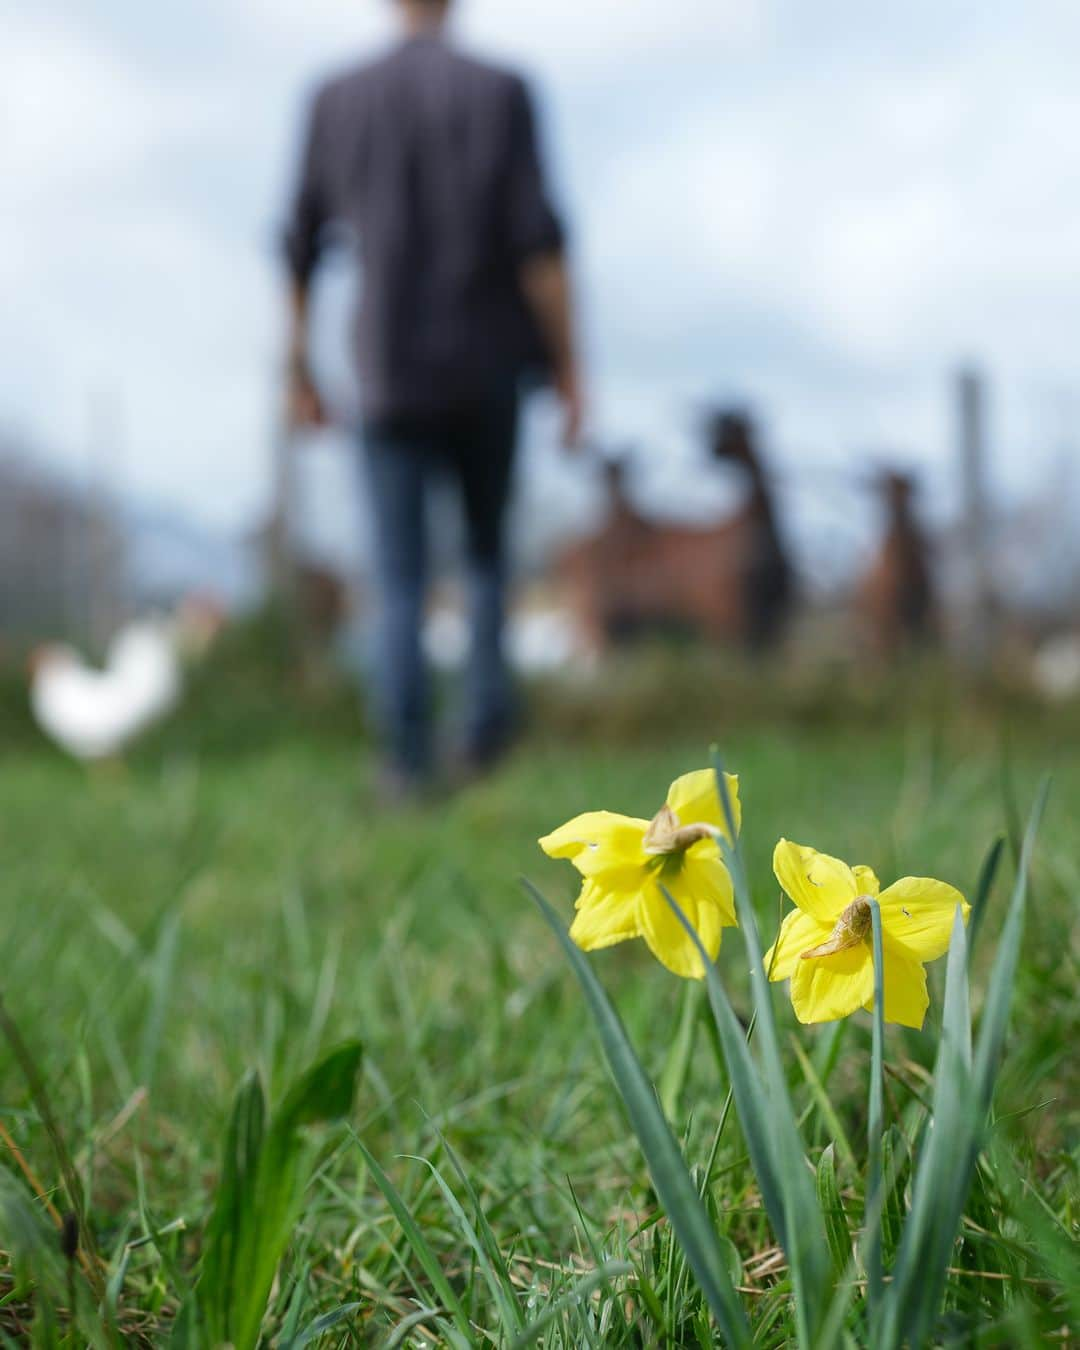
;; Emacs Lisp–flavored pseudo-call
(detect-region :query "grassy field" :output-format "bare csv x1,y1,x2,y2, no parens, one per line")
0,649,1077,1345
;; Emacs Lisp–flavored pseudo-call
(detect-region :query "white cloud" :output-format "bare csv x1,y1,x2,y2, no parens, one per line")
461,0,769,73
0,10,282,520
4,0,1080,542
221,0,392,65
0,14,211,206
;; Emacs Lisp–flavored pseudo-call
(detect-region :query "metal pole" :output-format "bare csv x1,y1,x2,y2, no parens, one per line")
956,368,994,668
269,415,308,668
85,387,127,649
269,417,295,602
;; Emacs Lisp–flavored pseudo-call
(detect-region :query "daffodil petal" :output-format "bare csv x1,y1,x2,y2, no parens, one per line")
773,839,858,923
539,811,649,880
789,943,874,1023
681,844,738,928
665,770,741,841
764,908,832,982
569,882,643,951
865,939,930,1029
692,902,725,970
639,884,717,980
538,811,644,859
878,877,969,963
852,865,881,897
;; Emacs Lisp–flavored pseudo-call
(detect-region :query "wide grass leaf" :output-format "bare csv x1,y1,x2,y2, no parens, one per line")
177,1041,363,1350
525,879,752,1349
880,781,1048,1349
703,760,833,1344
815,1144,850,1282
966,833,1005,962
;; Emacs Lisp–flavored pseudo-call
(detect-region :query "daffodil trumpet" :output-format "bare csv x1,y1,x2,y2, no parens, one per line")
539,770,741,979
765,839,969,1029
799,895,873,959
642,805,719,855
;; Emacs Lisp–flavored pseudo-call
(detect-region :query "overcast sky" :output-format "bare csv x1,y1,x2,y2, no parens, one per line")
4,0,1080,544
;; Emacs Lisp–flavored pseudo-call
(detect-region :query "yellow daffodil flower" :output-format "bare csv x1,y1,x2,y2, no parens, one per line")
764,839,969,1029
539,770,741,979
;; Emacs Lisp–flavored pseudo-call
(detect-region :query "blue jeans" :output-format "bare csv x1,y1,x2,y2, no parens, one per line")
363,390,519,775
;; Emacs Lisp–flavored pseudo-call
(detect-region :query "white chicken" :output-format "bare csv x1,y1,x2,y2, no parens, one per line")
1032,631,1080,703
30,601,221,761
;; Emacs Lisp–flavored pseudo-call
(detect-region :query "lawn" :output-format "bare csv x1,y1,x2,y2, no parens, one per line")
0,655,1077,1345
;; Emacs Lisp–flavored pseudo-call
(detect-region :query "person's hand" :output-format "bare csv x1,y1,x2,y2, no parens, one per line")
286,356,328,430
556,363,585,450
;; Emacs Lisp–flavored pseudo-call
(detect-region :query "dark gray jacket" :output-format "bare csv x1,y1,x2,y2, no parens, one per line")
284,35,566,418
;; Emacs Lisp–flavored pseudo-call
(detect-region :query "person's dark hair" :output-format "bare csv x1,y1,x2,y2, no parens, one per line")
708,409,756,465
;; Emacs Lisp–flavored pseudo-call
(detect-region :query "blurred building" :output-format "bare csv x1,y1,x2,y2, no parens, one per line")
0,446,126,650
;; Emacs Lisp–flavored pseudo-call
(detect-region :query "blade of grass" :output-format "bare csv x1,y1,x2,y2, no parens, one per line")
383,1307,442,1349
0,991,104,1300
882,778,1047,1349
878,1127,909,1272
279,1301,362,1349
422,1116,524,1332
525,879,752,1349
0,1165,112,1348
402,1151,522,1334
816,1143,851,1282
966,834,1004,963
997,736,1023,869
973,780,1049,1112
880,906,972,1349
987,1137,1080,1331
352,1136,475,1349
709,757,832,1344
663,885,785,1246
661,877,836,1348
137,910,181,1095
789,1035,856,1173
508,1261,632,1350
699,1009,756,1198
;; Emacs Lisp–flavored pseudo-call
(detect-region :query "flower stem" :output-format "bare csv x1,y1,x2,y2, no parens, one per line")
700,1009,757,1198
865,899,886,1329
659,980,704,1123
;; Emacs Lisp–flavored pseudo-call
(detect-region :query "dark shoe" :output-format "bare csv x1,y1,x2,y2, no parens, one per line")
374,761,435,809
448,729,516,788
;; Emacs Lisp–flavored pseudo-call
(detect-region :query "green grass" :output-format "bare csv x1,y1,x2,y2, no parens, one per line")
0,655,1077,1344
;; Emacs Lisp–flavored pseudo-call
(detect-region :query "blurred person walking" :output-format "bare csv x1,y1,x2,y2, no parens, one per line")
283,0,582,799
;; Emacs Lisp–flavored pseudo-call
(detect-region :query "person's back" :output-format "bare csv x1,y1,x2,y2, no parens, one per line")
335,40,559,413
282,0,583,795
286,20,572,421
